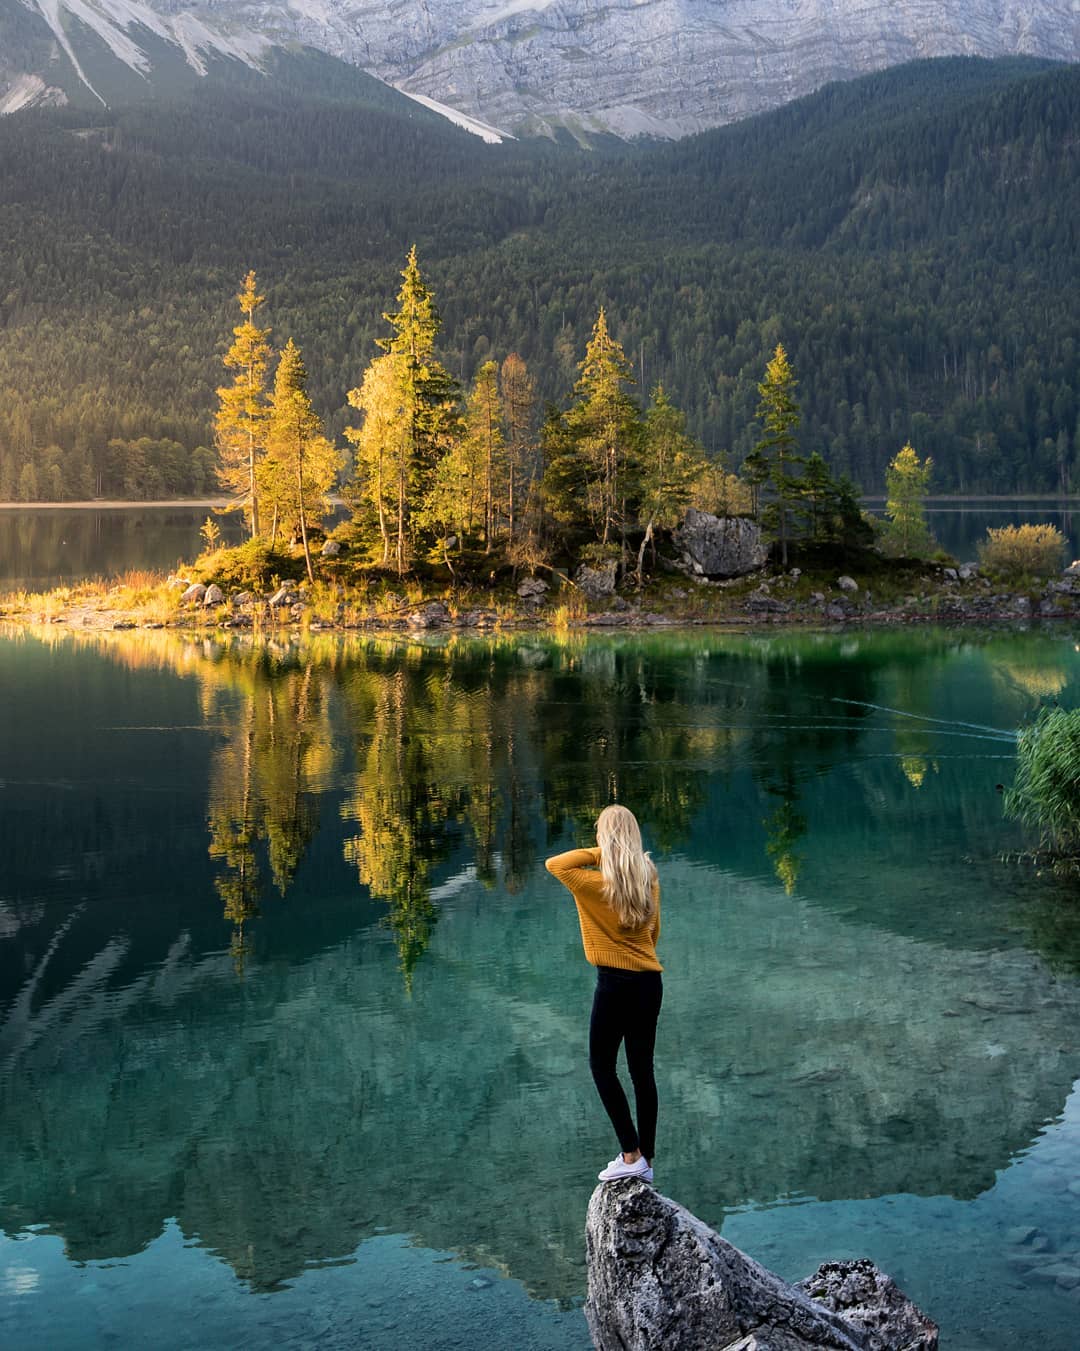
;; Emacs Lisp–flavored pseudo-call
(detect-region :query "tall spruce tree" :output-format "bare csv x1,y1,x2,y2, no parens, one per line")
545,309,642,553
635,386,706,584
882,443,934,557
265,339,341,582
215,272,271,538
348,247,459,574
500,352,536,544
747,343,803,567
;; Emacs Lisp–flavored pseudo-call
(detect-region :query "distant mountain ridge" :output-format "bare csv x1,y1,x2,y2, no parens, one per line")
2,0,1078,137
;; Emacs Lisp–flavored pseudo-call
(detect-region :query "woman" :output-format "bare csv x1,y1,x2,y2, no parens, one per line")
545,804,662,1182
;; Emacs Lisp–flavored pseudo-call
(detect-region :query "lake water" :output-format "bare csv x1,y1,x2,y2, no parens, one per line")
2,499,1079,589
3,625,1080,1349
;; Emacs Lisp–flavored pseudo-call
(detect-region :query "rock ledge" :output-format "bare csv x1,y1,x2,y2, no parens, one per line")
585,1179,937,1351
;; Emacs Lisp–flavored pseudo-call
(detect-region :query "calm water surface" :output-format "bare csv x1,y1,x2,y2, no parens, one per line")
3,626,1080,1348
3,499,1079,589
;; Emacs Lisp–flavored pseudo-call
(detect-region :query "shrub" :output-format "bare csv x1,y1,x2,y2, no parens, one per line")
978,524,1065,579
192,538,305,591
1005,706,1080,857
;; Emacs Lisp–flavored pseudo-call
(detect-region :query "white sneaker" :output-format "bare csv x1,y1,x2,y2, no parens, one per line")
598,1154,651,1182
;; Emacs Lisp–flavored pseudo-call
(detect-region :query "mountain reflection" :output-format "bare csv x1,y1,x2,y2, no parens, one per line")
3,626,1080,1301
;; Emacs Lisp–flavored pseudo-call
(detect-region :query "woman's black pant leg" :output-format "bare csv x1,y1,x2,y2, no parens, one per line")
589,969,663,1159
589,977,639,1154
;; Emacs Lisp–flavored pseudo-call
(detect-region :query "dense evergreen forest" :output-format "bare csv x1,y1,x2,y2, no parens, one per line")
0,53,1077,500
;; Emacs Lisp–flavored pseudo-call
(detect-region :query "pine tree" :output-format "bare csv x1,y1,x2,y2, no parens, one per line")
545,309,641,553
882,443,934,557
500,352,536,543
264,340,342,582
749,344,803,567
345,354,409,565
634,386,706,584
215,271,271,538
348,247,460,574
463,360,504,551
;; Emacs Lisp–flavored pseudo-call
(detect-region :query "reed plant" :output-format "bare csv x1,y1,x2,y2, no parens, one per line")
1005,706,1080,859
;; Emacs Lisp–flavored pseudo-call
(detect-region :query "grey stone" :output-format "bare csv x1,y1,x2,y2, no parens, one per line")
180,583,206,605
837,575,858,592
1065,561,1080,577
575,559,619,600
796,1259,939,1350
585,1180,936,1351
943,567,958,581
825,603,847,621
1013,596,1032,612
232,591,253,607
113,619,137,630
746,591,791,614
958,564,978,581
407,600,451,629
609,595,630,613
268,586,294,608
166,576,191,591
789,568,801,580
203,584,224,606
321,539,341,557
673,510,766,579
516,576,549,600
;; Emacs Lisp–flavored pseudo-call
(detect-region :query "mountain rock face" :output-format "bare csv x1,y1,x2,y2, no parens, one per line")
3,0,1079,134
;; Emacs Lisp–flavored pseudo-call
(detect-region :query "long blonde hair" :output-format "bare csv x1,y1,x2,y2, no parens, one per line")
596,804,657,928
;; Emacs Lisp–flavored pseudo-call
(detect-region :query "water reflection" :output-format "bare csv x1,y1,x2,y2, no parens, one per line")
4,626,1080,1346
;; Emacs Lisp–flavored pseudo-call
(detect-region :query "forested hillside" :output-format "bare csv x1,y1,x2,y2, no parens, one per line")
0,54,1077,499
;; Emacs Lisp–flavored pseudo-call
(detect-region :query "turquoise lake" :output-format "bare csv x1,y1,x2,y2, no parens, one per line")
4,625,1080,1348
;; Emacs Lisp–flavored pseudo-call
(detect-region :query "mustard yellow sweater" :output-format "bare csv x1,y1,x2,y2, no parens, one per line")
545,846,662,972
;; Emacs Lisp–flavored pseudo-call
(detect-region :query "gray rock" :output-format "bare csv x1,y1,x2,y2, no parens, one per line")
1065,561,1080,577
268,586,294,608
609,595,630,613
203,584,224,606
796,1259,938,1349
407,600,451,629
958,564,978,581
585,1180,936,1351
516,576,549,600
825,603,847,621
113,619,137,630
166,575,191,591
943,567,959,581
231,591,253,607
1013,596,1032,612
321,539,341,557
673,510,765,579
837,575,858,592
180,583,206,605
746,591,791,614
575,559,619,600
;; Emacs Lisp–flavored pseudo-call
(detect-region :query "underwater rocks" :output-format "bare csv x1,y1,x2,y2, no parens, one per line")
585,1179,937,1351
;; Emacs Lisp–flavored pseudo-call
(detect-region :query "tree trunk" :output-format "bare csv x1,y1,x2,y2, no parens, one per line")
296,445,314,584
635,519,655,590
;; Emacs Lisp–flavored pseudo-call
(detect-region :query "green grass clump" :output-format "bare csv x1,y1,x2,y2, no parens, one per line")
1005,706,1080,857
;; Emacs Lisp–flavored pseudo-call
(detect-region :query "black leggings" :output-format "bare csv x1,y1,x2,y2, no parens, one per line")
588,966,663,1160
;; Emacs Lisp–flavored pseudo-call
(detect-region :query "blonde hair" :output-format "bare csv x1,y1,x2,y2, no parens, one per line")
596,804,657,928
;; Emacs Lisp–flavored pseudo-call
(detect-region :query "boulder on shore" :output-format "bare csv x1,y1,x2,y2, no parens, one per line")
673,510,765,578
585,1179,937,1351
179,583,206,605
575,560,619,600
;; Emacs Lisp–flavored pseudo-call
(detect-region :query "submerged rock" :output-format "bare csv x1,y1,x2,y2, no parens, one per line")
673,510,765,578
585,1180,937,1351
